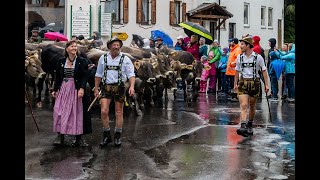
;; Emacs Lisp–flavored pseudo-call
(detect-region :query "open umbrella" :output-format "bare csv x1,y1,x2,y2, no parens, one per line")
270,59,285,80
178,21,213,44
151,30,173,48
132,34,145,48
44,32,68,41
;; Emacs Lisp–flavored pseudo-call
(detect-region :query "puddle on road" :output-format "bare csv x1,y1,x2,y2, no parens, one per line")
36,140,96,180
145,125,295,180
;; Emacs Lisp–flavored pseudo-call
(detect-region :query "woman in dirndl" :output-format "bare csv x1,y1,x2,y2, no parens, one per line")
51,40,91,147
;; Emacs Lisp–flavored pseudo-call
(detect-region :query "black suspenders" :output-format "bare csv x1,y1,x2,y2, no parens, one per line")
102,54,125,86
240,53,257,80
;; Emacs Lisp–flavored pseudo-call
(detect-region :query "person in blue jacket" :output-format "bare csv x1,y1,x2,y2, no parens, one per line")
268,51,285,101
218,47,229,96
275,43,295,103
174,35,186,51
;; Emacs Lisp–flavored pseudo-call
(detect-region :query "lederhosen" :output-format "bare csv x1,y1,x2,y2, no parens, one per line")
238,53,261,97
100,54,126,102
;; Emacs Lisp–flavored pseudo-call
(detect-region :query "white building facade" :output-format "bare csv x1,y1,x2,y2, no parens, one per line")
26,0,284,50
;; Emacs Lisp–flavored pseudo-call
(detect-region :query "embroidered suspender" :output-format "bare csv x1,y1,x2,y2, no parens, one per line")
240,53,257,80
102,54,125,86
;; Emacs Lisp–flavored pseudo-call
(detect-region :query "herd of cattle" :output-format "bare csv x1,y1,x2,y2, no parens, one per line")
25,40,204,115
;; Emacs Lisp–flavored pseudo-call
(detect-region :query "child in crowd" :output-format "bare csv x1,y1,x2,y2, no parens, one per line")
199,55,212,93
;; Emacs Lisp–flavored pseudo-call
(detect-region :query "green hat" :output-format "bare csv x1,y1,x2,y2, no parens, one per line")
107,36,123,49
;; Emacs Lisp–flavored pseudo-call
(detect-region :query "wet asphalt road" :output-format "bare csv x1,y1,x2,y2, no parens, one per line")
25,91,295,180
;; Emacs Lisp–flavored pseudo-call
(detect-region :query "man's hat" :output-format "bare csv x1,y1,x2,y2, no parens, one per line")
239,36,253,46
156,37,163,41
31,27,39,32
231,38,238,44
107,36,123,49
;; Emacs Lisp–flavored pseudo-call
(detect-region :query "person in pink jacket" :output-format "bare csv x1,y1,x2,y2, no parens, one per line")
199,55,212,93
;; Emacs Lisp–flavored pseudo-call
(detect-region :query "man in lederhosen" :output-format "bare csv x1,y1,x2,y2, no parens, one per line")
94,37,135,147
234,36,269,137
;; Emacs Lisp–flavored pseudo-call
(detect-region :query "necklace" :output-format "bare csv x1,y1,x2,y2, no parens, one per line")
68,56,76,65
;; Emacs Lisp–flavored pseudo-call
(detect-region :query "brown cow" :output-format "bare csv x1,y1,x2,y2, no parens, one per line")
133,59,157,108
156,53,175,102
25,50,46,79
160,46,202,103
86,48,107,66
120,46,153,60
25,50,46,107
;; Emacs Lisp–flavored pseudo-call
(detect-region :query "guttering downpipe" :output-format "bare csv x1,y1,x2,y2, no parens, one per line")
218,0,221,43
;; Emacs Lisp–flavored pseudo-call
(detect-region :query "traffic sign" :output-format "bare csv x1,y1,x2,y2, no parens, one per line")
112,33,128,41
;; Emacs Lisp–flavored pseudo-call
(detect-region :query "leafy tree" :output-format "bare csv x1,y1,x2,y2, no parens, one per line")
284,0,295,43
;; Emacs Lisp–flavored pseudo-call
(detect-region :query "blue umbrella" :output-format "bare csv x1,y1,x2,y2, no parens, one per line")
151,30,173,48
270,59,285,80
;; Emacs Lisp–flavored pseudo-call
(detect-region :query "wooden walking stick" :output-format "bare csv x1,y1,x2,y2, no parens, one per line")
87,90,101,112
25,89,40,132
265,91,272,123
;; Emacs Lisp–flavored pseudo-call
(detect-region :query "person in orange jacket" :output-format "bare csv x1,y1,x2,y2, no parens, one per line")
225,38,242,101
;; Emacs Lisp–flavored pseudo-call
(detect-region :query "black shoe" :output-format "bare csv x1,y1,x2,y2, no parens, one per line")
246,121,253,136
281,94,287,99
269,97,279,101
207,89,213,93
71,139,89,147
99,131,112,148
247,127,253,136
71,135,89,147
114,132,122,147
236,123,249,137
53,134,64,146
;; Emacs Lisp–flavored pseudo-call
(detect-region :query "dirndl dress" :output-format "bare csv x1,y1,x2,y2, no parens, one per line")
53,67,83,135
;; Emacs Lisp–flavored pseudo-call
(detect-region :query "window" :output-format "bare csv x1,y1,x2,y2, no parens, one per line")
141,0,149,23
170,1,186,25
244,3,249,26
261,6,266,27
229,23,236,39
268,7,273,27
26,0,66,38
137,0,156,24
103,0,129,24
27,0,42,5
210,22,216,40
27,0,65,7
174,1,181,24
105,0,120,23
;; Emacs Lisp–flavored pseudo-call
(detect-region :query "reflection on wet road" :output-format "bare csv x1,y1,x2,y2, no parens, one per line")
25,92,295,179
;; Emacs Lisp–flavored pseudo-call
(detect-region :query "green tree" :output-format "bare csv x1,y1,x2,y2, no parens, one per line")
284,0,295,43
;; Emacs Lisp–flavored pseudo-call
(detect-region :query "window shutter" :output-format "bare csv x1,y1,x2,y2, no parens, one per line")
151,0,156,24
170,1,175,25
137,0,142,23
182,3,186,22
123,0,129,23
